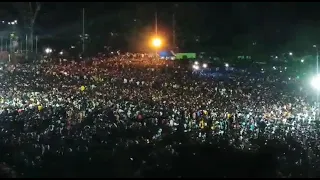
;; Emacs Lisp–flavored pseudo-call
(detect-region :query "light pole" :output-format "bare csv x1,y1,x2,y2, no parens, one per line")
7,20,17,54
0,36,2,52
313,45,318,74
314,45,319,120
154,10,158,59
82,8,85,55
152,37,162,59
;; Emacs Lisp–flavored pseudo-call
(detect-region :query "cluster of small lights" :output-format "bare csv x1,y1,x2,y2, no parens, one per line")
45,48,52,54
192,64,200,70
192,62,229,70
271,66,288,72
2,20,17,25
192,61,208,70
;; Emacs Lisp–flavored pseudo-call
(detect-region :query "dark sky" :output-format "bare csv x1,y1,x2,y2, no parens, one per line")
3,2,320,53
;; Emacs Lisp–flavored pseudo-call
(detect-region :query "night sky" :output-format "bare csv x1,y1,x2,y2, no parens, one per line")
2,2,320,55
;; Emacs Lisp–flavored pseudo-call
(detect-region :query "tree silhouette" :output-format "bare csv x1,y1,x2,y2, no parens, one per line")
13,2,41,53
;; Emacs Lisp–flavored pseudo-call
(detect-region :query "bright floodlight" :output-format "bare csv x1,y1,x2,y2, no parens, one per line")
152,38,162,48
202,63,207,68
45,48,52,54
59,51,63,55
289,52,293,56
192,64,200,70
311,74,320,91
301,59,304,63
194,61,199,65
225,63,229,68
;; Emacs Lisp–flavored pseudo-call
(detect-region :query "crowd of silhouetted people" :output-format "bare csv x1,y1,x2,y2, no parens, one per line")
0,53,318,178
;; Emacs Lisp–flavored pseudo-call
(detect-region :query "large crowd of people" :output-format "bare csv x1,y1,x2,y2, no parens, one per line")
0,53,319,178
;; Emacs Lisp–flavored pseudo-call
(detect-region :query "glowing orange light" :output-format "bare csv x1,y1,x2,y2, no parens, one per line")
152,38,162,48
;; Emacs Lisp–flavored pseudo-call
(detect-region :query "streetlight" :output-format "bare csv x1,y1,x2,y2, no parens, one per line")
311,74,320,90
301,59,304,63
311,74,320,120
289,52,293,56
151,37,162,60
6,21,17,54
152,38,162,48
